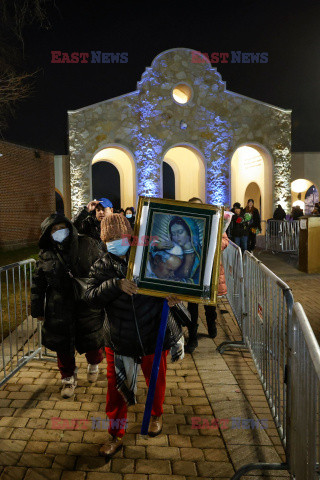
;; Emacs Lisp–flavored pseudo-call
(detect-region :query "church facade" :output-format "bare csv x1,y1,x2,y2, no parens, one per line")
68,48,291,220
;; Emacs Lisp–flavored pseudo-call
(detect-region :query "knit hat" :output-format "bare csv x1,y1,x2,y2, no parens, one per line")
101,214,133,242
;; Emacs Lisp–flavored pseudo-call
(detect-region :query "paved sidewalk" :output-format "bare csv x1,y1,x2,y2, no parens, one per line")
0,302,290,480
256,250,320,341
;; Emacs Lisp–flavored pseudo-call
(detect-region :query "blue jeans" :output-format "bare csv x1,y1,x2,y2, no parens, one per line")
234,236,248,253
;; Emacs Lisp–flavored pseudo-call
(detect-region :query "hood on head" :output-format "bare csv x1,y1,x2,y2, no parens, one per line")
39,213,77,249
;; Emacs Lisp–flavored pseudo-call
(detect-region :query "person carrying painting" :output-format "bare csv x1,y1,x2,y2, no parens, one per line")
85,214,185,458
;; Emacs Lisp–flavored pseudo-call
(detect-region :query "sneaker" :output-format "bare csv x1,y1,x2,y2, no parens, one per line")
87,363,99,383
61,369,78,399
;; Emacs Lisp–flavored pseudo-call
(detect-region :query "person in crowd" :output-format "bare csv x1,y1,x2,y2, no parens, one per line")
228,202,242,240
231,202,242,214
85,214,184,458
31,214,105,399
231,204,250,253
117,208,125,216
312,203,320,215
181,197,229,353
73,198,113,247
273,204,286,220
245,199,261,252
125,207,135,229
291,205,304,220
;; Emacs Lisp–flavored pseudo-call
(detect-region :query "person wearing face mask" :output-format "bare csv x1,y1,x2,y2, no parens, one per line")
31,213,105,398
72,198,113,249
85,214,184,458
124,206,135,228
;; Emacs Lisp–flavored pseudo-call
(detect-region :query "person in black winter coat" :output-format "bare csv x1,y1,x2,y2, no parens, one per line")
245,199,261,252
273,204,286,221
85,214,183,458
31,214,105,398
230,205,250,253
72,198,113,249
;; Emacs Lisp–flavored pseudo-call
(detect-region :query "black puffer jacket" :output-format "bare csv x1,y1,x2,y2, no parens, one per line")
85,251,182,357
72,207,106,252
31,214,105,356
230,213,250,238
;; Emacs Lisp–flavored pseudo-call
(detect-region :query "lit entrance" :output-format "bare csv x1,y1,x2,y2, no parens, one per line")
91,147,136,210
231,145,273,221
163,145,205,201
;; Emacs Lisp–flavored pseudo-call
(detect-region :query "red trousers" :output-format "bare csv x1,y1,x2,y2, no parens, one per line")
57,348,104,379
105,346,168,438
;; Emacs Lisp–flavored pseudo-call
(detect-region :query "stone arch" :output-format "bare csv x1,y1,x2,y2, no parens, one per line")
162,143,206,202
91,144,137,209
231,143,273,221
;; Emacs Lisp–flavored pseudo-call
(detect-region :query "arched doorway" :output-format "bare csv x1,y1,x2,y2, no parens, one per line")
231,145,273,221
291,179,319,215
244,182,261,214
163,162,175,199
163,145,205,202
91,146,136,210
92,162,120,210
305,185,319,214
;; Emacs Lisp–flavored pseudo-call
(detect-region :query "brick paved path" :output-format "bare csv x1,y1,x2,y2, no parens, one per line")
0,302,290,480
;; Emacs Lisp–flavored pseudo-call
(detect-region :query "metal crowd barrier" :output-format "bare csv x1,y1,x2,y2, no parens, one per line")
220,248,320,478
265,219,300,254
217,241,246,354
287,302,320,479
0,259,54,388
226,252,293,478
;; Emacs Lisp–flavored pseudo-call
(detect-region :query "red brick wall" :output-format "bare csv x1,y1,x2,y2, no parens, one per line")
0,140,55,249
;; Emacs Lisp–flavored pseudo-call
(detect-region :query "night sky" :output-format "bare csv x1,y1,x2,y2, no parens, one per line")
3,0,320,154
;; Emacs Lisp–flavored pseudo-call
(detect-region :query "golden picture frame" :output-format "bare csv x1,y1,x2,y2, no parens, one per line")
127,197,224,305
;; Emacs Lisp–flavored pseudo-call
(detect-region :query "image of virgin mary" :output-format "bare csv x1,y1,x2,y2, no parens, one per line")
167,216,202,284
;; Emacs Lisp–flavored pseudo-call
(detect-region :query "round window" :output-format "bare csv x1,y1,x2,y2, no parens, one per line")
172,84,192,104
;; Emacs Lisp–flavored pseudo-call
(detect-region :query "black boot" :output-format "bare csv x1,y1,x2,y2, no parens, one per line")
206,319,217,338
185,324,198,354
204,305,217,338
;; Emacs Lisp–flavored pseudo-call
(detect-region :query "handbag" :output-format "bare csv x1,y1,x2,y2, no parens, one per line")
170,303,192,327
55,251,89,302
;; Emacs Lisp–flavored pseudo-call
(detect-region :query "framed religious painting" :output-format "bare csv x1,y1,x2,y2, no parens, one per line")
126,197,224,305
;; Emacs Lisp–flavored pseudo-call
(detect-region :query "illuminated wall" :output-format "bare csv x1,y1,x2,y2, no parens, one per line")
68,48,291,214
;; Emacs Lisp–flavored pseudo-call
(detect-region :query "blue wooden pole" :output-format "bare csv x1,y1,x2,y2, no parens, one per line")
140,300,169,436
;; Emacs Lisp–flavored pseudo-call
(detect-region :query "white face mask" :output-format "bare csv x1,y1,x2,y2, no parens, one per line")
52,228,69,243
126,213,133,219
